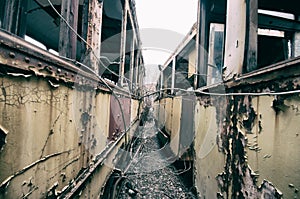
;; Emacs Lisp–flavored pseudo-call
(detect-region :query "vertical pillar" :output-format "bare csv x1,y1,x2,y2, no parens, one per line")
196,0,209,88
2,0,28,37
119,0,128,86
86,0,103,73
160,68,164,96
129,39,135,90
244,0,258,72
59,0,79,59
140,61,145,96
292,16,300,57
223,0,247,80
80,0,89,61
171,56,176,94
134,50,140,93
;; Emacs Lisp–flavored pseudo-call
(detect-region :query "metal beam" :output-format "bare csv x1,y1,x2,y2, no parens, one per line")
244,0,258,73
119,0,128,86
171,56,176,94
196,0,209,88
85,0,103,73
134,49,140,92
129,37,135,90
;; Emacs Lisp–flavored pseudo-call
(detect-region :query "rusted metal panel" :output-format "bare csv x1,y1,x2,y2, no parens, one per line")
0,30,120,92
227,56,300,88
84,0,103,72
194,101,225,198
109,96,131,140
59,0,79,59
169,97,181,156
179,96,195,157
247,95,300,198
0,75,93,198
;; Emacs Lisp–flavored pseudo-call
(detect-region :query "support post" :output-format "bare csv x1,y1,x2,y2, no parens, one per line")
85,0,103,73
119,0,128,86
59,0,79,59
160,67,164,97
129,39,135,90
292,16,300,57
80,0,89,61
223,0,247,80
196,0,209,88
171,56,176,95
134,50,140,93
244,0,258,73
2,0,28,37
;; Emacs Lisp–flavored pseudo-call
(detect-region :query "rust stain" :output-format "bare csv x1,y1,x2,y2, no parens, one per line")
197,93,283,198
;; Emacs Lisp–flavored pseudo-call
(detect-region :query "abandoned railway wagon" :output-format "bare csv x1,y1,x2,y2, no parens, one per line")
155,0,300,198
0,0,145,198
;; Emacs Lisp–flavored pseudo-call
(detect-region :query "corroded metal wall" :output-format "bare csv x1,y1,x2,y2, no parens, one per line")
0,74,140,198
0,75,103,197
194,94,300,198
159,91,300,198
109,96,131,140
158,96,195,158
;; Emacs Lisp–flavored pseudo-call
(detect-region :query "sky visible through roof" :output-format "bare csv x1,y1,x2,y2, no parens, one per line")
135,0,198,84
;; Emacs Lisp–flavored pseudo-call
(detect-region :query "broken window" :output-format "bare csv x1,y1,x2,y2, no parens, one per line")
256,7,299,69
196,0,227,87
207,23,224,86
244,0,300,72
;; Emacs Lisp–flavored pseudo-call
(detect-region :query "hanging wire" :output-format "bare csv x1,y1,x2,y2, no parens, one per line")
141,86,300,98
46,0,136,88
45,0,145,140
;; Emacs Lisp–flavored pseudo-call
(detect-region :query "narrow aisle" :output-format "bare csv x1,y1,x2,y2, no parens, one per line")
114,111,197,199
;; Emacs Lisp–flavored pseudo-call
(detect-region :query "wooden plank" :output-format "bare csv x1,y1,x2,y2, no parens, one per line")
59,0,79,59
244,0,258,72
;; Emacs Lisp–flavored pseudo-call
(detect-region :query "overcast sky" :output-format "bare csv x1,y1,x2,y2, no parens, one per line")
135,0,198,83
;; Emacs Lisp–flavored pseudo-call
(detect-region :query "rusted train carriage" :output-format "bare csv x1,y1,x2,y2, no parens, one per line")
0,0,144,198
156,0,300,198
